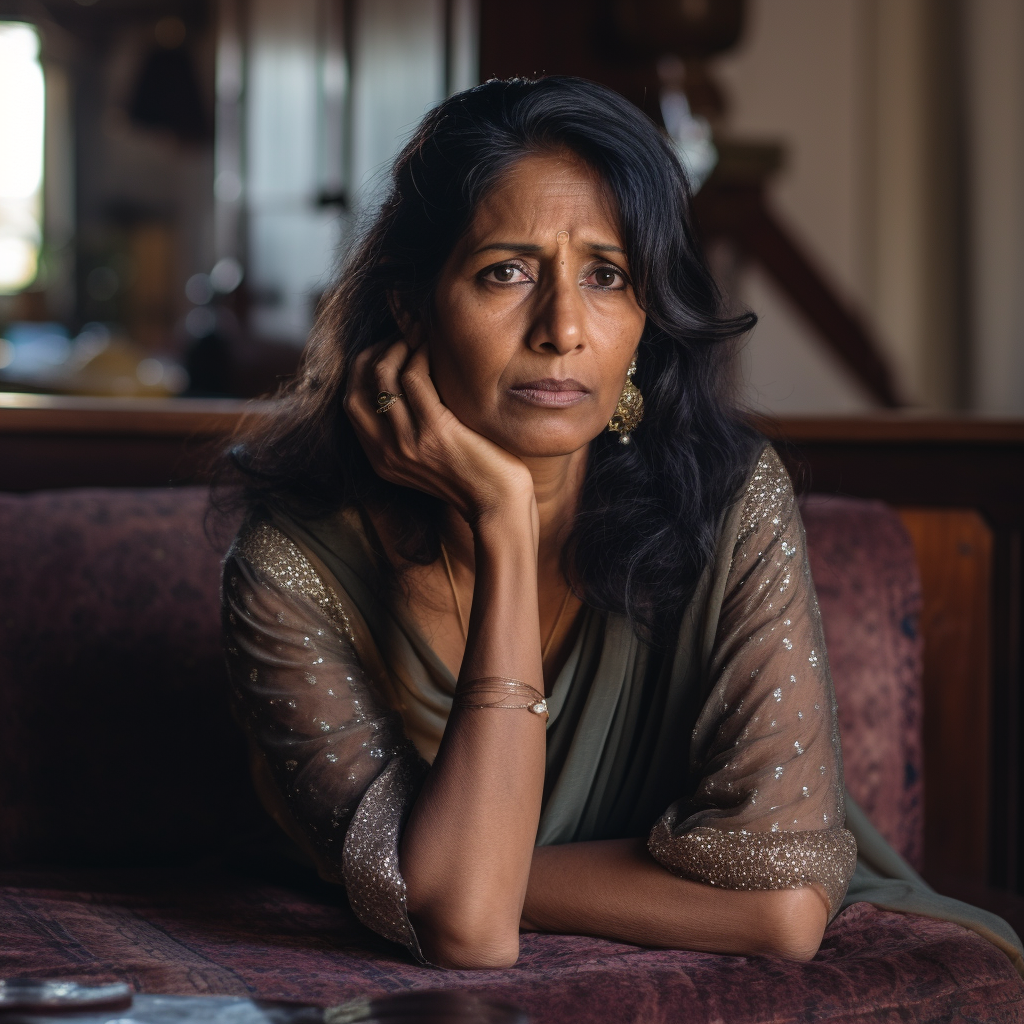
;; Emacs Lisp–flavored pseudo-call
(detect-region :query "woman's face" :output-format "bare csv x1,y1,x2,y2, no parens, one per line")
428,151,646,459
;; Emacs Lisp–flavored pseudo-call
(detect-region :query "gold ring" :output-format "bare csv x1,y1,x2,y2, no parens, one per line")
375,390,405,414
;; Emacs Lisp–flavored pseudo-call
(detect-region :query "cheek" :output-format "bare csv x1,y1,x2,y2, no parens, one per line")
594,309,645,393
430,295,510,403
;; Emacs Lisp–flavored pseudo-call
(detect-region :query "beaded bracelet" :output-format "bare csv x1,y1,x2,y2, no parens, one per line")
453,676,548,719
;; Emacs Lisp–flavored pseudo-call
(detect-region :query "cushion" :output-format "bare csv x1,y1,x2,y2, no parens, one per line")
801,496,924,868
0,488,263,867
0,867,1020,1023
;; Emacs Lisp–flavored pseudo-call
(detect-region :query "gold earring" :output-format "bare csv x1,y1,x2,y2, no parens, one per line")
607,357,644,445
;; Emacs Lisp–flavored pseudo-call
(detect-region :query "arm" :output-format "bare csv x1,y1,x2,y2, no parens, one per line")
345,336,550,968
400,505,547,968
226,507,546,969
522,839,829,961
222,521,429,955
523,447,854,961
227,518,827,964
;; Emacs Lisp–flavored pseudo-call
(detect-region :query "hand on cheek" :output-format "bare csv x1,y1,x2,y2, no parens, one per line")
344,335,535,525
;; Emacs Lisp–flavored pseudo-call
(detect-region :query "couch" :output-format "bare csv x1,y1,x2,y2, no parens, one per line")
1,486,1021,1023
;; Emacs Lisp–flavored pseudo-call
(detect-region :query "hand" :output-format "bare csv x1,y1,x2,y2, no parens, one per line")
344,330,536,528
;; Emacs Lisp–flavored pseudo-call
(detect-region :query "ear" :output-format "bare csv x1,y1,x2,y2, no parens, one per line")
387,290,417,335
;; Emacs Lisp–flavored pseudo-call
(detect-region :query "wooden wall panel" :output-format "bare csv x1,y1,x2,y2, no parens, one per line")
898,509,993,881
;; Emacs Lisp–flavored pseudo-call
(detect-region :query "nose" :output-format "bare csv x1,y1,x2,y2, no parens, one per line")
527,267,585,356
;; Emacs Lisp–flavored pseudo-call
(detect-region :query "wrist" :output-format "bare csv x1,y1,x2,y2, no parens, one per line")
472,493,538,549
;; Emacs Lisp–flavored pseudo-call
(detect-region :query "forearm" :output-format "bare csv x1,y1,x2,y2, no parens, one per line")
521,839,830,961
401,508,546,967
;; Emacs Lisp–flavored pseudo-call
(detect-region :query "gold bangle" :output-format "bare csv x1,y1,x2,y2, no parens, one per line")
453,676,548,718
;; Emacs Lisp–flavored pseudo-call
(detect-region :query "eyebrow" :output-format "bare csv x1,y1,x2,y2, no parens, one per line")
471,241,628,257
472,242,544,255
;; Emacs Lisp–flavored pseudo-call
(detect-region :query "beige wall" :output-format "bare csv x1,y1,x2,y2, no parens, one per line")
716,0,876,413
715,0,1022,414
967,0,1024,414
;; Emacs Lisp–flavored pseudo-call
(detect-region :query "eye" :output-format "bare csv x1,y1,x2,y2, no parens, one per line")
585,265,628,290
482,262,532,284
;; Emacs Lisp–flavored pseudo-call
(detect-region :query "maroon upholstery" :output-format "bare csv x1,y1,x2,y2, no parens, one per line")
1,868,1021,1024
0,486,1020,1021
0,488,262,867
801,495,924,869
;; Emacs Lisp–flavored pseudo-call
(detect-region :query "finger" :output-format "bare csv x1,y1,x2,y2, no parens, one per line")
348,336,410,426
404,321,425,351
368,340,422,442
342,342,423,492
372,339,417,427
398,342,443,424
350,337,391,383
348,324,418,396
345,386,409,488
345,339,393,420
372,338,413,396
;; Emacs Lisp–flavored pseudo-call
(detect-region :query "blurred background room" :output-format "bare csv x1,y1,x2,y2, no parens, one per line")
1,0,1023,913
0,0,1021,412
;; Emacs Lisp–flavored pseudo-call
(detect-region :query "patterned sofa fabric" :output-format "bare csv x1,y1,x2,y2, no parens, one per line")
801,495,924,869
1,866,1022,1024
0,488,263,867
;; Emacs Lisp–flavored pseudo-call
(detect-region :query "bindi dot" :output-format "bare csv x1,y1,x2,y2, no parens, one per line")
556,230,569,244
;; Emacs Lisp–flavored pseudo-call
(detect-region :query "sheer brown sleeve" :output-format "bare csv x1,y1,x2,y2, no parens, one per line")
222,518,428,958
648,447,857,919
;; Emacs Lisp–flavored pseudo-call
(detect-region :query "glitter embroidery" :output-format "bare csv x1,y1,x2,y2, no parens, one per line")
648,822,857,919
343,757,428,956
234,519,356,643
737,447,793,545
222,442,854,965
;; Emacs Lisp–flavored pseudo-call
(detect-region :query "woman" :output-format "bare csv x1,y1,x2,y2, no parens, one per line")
221,77,1022,973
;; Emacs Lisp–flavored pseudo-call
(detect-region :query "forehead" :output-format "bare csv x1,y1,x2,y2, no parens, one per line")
466,151,623,245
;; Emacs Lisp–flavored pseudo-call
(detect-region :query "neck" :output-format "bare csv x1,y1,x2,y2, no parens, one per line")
520,447,588,567
443,445,589,575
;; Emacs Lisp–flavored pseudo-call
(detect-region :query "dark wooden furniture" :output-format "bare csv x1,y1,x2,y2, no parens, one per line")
0,393,267,491
2,395,1021,903
694,150,904,407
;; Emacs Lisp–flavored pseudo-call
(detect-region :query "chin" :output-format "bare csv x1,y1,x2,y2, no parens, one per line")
453,398,606,459
486,422,598,460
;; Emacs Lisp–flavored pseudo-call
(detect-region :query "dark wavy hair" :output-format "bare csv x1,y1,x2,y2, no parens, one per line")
226,76,760,642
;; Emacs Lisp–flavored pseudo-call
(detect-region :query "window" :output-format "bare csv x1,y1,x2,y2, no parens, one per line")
0,22,45,294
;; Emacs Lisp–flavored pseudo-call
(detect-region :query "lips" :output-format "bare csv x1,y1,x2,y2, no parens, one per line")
508,378,590,407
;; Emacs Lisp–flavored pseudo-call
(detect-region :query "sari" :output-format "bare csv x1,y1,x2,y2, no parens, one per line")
221,445,1022,974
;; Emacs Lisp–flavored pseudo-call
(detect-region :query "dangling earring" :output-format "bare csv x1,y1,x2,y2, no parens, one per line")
607,357,644,445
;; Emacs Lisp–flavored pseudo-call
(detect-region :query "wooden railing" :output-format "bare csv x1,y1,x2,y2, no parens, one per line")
696,148,905,408
2,394,1022,903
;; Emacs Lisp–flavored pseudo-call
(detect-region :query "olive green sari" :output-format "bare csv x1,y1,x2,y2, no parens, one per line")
221,445,1022,974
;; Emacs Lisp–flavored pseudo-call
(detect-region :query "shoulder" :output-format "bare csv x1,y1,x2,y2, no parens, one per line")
735,444,797,547
232,516,321,593
228,516,355,641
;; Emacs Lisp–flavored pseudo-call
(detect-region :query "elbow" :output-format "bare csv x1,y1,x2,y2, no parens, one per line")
405,870,522,969
428,939,520,971
761,887,829,962
413,913,520,970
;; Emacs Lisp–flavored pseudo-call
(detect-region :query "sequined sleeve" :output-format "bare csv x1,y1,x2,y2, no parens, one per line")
222,518,428,959
647,447,857,919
